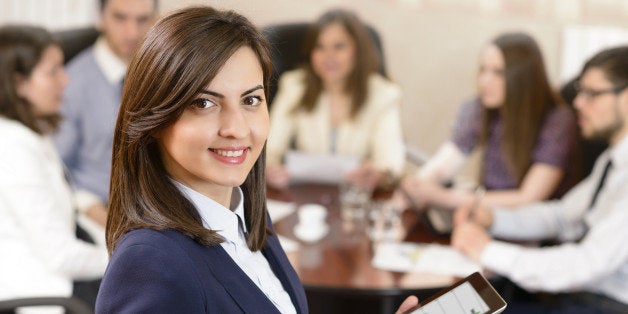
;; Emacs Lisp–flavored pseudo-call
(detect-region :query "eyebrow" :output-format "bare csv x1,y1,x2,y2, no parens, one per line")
199,85,264,98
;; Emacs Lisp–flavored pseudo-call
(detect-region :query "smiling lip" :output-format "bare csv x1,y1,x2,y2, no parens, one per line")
209,147,249,164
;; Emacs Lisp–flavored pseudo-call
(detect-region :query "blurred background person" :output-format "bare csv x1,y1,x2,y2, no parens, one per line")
0,25,108,313
265,8,405,192
53,0,157,209
397,32,579,210
452,45,628,314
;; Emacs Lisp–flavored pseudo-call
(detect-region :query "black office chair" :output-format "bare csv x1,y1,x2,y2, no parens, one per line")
261,22,387,105
54,26,99,64
0,296,93,314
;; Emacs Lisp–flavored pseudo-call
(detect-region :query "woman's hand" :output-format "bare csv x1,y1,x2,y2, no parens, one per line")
395,295,420,314
451,221,491,262
453,200,493,228
344,162,383,192
398,176,434,209
266,165,290,189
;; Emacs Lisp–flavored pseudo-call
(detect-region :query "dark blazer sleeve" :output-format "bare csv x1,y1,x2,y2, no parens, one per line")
96,230,206,314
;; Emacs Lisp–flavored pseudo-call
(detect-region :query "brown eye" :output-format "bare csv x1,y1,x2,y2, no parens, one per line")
191,98,216,109
243,96,263,107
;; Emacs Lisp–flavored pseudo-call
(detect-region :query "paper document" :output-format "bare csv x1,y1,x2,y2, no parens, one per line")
266,199,296,222
372,242,481,277
285,151,360,184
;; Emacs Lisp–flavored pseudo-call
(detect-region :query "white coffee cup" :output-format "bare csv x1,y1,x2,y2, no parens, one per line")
294,203,328,242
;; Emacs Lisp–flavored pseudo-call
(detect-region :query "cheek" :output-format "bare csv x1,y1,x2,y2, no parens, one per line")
310,52,323,70
253,114,270,141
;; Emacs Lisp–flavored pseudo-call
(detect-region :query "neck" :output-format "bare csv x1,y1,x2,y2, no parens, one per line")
323,79,347,95
610,129,628,147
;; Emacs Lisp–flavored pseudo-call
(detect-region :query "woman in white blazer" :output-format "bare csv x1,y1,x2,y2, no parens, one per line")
0,25,108,313
266,9,405,191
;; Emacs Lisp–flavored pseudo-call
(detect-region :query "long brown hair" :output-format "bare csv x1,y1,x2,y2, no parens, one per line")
299,9,380,117
107,6,273,254
0,25,61,134
479,32,564,184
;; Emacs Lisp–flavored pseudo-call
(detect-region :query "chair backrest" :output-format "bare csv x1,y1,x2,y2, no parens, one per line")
0,296,93,314
54,26,99,64
261,22,387,104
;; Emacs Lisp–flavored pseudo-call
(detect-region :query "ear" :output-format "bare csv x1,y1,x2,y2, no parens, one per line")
618,88,628,117
13,73,29,98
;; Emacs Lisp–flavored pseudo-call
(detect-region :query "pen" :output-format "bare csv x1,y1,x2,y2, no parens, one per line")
468,186,486,221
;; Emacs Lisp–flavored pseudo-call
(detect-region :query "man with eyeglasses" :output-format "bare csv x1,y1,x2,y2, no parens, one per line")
451,46,628,313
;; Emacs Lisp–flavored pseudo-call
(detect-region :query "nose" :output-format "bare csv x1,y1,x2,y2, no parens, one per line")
218,105,249,139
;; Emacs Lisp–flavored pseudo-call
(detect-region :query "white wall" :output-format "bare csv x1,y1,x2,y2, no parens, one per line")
3,0,628,159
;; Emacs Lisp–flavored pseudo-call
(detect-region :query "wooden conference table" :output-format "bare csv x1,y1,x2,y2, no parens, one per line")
268,183,457,314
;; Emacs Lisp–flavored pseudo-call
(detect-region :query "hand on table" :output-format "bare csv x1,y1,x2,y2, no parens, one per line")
453,198,493,228
451,221,491,262
344,162,383,192
397,176,433,209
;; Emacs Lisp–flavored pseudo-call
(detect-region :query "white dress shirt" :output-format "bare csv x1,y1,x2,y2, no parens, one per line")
0,117,108,312
174,182,296,313
480,135,628,304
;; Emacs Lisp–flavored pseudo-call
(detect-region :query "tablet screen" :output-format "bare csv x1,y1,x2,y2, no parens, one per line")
409,281,489,314
405,272,506,314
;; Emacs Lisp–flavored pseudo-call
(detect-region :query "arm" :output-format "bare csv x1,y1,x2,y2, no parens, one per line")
266,72,302,189
369,87,405,177
484,107,578,206
452,179,625,293
401,164,563,211
0,140,107,280
266,72,301,168
480,163,564,207
478,204,628,293
97,240,205,313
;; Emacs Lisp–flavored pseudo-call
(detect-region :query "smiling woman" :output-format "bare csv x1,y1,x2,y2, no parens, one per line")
95,6,307,313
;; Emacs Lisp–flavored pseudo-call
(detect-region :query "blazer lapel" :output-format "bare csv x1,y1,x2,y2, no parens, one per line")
262,234,308,314
199,244,281,313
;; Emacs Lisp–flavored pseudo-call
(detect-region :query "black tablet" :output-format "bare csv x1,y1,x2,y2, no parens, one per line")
403,272,507,314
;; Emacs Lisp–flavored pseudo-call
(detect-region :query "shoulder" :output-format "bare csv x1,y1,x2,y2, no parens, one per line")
113,228,193,255
0,118,39,150
98,229,206,312
277,68,306,91
545,105,576,124
65,47,97,74
368,73,402,100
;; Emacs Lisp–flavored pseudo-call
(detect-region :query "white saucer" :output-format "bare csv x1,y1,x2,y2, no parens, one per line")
293,223,329,243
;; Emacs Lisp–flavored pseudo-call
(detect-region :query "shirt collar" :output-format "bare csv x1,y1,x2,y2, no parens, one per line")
173,181,247,243
609,134,628,169
93,37,127,85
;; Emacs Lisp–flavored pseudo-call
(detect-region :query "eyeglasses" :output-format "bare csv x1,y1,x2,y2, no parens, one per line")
574,81,627,101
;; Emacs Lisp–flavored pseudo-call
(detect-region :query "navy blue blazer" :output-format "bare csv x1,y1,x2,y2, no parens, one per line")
95,227,308,313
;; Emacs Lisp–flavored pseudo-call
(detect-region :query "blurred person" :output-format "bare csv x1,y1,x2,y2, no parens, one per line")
94,6,419,313
265,9,405,191
53,0,157,208
0,25,108,313
452,46,628,313
397,32,579,210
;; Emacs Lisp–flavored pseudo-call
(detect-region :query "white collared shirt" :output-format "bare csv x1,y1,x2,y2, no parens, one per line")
481,135,628,305
174,182,296,313
93,37,126,85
